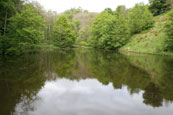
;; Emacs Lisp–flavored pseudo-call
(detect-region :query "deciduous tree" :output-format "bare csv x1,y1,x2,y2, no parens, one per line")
51,15,76,47
149,0,170,16
128,3,154,34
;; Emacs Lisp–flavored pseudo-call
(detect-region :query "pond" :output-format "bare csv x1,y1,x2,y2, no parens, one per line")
0,49,173,115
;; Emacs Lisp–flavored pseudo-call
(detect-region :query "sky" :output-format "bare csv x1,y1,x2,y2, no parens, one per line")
36,0,149,13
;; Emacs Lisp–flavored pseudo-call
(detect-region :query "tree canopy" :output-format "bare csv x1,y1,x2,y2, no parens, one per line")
89,11,129,50
149,0,170,16
128,3,154,34
4,4,45,54
51,15,76,47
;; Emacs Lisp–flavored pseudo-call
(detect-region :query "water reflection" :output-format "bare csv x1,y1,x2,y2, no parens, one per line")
0,49,173,115
14,79,173,115
143,82,163,107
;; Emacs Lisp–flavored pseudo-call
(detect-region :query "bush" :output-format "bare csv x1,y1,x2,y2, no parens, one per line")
128,3,154,34
77,41,89,46
164,10,173,51
51,15,76,47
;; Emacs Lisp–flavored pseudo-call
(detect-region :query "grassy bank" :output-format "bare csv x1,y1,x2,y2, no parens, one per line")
120,12,173,56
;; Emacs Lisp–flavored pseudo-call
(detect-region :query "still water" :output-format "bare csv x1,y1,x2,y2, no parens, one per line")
0,49,173,115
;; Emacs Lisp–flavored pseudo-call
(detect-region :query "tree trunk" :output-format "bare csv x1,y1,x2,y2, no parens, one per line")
48,24,51,40
3,0,10,36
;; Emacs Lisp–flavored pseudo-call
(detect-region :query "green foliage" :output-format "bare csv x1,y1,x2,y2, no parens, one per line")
78,41,89,45
31,1,58,41
71,19,80,34
0,0,22,35
104,8,113,14
164,10,173,51
115,5,128,17
64,7,83,21
43,10,58,40
51,15,76,47
128,3,154,34
149,0,170,16
3,4,45,54
89,11,129,50
0,0,172,55
121,13,171,54
74,12,97,43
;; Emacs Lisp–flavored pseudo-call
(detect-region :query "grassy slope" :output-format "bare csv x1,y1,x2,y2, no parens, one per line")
120,12,172,55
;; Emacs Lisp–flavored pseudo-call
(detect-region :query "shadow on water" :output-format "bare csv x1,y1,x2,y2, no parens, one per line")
0,49,173,114
0,52,49,115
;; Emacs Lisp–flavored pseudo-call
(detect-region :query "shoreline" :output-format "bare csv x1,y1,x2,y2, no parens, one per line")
119,49,173,56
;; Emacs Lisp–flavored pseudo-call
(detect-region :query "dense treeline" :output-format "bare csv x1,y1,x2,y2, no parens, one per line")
0,0,47,54
0,0,172,55
89,3,154,50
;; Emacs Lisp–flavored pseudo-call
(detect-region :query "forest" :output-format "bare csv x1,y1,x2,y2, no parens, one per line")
0,0,173,55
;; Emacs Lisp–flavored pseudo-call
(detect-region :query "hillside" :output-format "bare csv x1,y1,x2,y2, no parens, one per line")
120,12,171,55
73,12,98,44
73,12,98,28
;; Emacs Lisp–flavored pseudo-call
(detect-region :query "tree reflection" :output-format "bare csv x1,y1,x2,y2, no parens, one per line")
72,49,173,108
143,82,163,107
0,49,173,114
87,50,151,92
125,53,173,107
0,52,48,115
50,49,76,78
49,49,173,108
